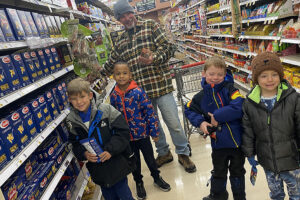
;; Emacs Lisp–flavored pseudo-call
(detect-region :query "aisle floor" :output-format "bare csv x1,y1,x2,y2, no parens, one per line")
126,93,289,200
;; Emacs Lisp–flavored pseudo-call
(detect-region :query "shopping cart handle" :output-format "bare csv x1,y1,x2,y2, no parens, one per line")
181,61,205,69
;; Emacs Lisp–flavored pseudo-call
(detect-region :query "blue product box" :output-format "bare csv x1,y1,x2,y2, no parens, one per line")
56,179,74,200
80,137,103,162
56,122,69,143
43,15,54,37
54,16,62,31
0,117,21,160
71,159,81,176
21,51,38,82
49,15,60,35
52,142,66,168
10,53,32,87
9,110,30,149
39,14,49,38
28,98,47,133
17,10,33,38
29,51,44,78
55,84,68,110
0,9,16,41
50,47,62,71
19,182,40,200
51,87,62,112
1,173,26,200
36,49,50,75
35,135,60,162
31,12,45,37
43,48,56,72
0,55,21,91
44,90,60,119
38,95,52,125
0,138,10,170
24,11,39,37
16,156,35,181
0,59,12,97
18,105,38,139
0,26,6,42
5,8,26,40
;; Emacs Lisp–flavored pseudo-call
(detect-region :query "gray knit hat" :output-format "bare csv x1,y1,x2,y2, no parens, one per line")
113,0,134,20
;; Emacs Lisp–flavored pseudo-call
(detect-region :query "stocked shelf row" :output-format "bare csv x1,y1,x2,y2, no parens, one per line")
0,108,70,187
40,151,74,200
0,65,74,109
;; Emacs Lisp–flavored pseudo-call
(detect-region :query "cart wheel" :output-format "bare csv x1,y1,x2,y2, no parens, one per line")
188,143,192,156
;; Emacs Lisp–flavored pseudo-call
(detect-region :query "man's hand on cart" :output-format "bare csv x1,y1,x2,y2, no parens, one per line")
152,136,159,143
208,113,218,127
139,48,153,65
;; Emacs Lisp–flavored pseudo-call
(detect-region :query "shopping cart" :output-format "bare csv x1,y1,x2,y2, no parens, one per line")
173,61,205,144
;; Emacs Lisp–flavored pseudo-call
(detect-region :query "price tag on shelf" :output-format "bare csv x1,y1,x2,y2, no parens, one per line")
264,20,267,25
271,19,275,24
46,3,53,13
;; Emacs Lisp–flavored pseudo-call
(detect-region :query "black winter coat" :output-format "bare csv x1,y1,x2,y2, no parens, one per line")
242,81,300,173
67,93,133,187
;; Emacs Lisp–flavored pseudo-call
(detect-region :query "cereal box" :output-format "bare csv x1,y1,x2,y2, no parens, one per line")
9,110,30,149
43,48,56,72
18,105,38,139
50,47,62,71
38,95,53,126
21,51,38,82
0,117,21,160
44,90,60,120
17,10,33,38
29,51,44,78
10,53,32,87
24,11,39,37
31,12,45,37
28,98,47,133
5,8,26,40
0,9,16,41
36,49,50,76
0,27,6,42
0,55,21,91
0,59,12,97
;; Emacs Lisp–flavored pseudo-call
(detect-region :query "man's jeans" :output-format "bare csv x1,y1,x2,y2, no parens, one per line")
151,92,190,156
264,168,300,200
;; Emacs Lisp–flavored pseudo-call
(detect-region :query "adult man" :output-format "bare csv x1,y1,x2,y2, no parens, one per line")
103,0,196,175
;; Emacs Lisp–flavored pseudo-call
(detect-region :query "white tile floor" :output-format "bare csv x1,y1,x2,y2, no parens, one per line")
126,92,290,200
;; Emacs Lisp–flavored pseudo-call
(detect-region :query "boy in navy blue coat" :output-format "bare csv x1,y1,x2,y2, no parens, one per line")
185,57,246,200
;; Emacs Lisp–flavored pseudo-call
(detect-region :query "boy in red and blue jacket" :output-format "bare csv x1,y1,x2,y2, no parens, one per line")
185,57,246,200
110,62,171,200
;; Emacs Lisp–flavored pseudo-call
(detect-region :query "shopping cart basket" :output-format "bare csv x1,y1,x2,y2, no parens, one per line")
173,61,205,143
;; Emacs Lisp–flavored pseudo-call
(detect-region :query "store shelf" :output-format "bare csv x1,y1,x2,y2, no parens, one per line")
194,35,210,39
242,16,278,24
210,34,234,38
239,35,280,40
0,37,68,51
234,79,251,92
186,46,197,51
187,55,200,62
181,0,205,12
71,165,89,200
280,38,300,44
206,10,219,15
198,51,212,57
280,54,300,66
226,62,252,74
0,65,74,109
240,0,260,6
208,21,232,26
219,6,231,12
185,38,194,42
40,151,74,200
0,108,70,187
211,46,249,56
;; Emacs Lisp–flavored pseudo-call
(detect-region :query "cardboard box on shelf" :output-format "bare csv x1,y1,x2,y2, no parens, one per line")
5,8,26,40
10,53,32,87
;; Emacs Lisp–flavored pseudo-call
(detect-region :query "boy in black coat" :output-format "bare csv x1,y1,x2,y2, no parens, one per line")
66,78,135,200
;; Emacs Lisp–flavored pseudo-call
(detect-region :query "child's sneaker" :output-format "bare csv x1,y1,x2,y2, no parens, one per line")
154,176,171,192
136,182,146,200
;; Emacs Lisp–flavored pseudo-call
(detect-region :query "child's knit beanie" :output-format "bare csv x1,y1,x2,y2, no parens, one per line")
251,52,284,85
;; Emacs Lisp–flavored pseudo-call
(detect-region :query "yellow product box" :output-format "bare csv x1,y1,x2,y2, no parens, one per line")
292,73,300,89
283,66,300,85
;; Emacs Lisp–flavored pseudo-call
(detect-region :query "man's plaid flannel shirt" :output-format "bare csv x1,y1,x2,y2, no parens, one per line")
104,16,177,99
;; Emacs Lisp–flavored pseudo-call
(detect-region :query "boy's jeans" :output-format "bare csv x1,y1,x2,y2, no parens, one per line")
151,92,190,156
101,177,134,200
264,168,300,200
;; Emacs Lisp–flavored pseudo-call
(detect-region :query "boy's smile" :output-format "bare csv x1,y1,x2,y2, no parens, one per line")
69,91,93,113
203,65,226,85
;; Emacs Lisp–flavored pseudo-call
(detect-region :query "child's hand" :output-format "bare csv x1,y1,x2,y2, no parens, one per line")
208,112,218,127
99,151,112,162
152,137,159,143
200,121,212,135
84,151,98,163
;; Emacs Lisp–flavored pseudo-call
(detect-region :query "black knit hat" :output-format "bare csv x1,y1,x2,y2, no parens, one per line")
251,52,284,85
113,0,134,20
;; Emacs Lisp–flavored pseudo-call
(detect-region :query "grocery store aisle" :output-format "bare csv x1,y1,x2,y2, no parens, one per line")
126,91,287,200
